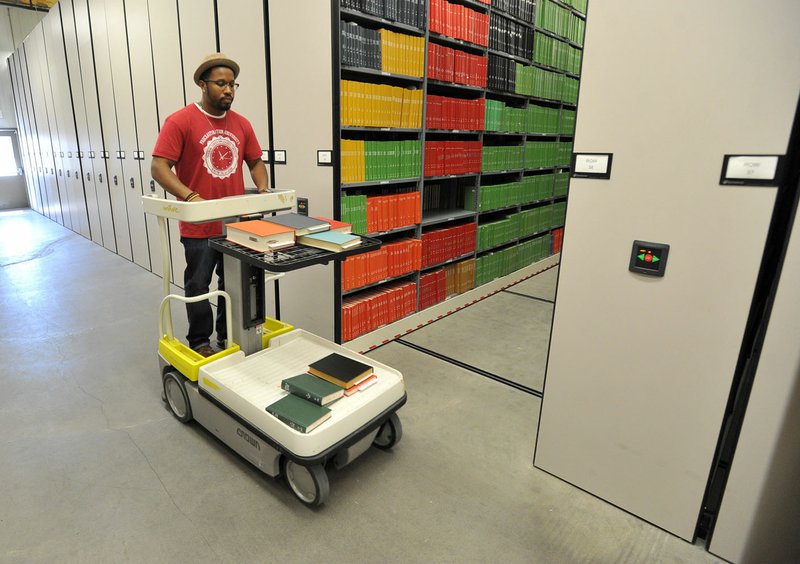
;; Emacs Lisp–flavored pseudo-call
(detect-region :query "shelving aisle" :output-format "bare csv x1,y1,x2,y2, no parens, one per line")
336,0,584,345
0,208,722,562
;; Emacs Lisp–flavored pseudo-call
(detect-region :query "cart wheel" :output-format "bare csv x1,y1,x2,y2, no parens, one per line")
163,370,192,423
373,413,402,450
283,460,329,507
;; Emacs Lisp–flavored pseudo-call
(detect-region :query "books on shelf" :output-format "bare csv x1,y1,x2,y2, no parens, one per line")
297,230,362,252
427,42,487,88
308,352,374,388
281,373,344,406
429,0,489,47
262,213,330,236
225,219,295,251
341,80,423,128
342,280,417,341
342,237,421,291
265,394,331,433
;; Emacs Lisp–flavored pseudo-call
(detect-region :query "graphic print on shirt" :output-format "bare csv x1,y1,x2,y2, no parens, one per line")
202,134,239,179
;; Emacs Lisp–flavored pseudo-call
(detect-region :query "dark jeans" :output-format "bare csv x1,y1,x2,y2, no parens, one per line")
182,237,226,349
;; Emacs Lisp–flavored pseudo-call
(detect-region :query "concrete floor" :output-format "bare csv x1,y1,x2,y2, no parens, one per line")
0,209,724,563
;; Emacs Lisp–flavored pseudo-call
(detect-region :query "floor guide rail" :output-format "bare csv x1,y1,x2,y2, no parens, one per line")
395,339,544,398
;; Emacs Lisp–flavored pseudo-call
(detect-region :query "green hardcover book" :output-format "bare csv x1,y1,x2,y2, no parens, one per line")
266,393,332,433
282,373,344,406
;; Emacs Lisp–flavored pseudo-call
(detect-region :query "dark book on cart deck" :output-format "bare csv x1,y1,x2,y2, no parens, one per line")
262,213,329,236
281,373,344,406
266,394,331,433
308,353,374,388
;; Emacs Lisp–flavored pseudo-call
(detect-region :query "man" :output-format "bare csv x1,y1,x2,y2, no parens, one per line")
152,53,269,357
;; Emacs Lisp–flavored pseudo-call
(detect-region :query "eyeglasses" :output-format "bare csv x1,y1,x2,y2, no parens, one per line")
203,79,240,90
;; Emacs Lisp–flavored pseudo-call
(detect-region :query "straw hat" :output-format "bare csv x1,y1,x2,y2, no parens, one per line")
193,53,240,85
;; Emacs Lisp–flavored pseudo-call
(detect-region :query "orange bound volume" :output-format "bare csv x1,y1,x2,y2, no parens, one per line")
226,220,295,252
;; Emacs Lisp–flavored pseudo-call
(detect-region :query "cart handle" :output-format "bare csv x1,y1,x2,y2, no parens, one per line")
159,290,233,344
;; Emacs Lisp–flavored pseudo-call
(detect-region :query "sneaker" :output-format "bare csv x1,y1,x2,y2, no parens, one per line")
193,344,216,358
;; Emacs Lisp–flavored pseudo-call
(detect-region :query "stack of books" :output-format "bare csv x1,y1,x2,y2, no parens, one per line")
265,353,377,433
226,214,361,253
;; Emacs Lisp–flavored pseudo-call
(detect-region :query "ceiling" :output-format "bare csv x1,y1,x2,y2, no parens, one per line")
1,0,57,10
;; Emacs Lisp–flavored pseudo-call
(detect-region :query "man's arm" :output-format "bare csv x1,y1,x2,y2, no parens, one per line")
246,158,270,192
151,156,204,201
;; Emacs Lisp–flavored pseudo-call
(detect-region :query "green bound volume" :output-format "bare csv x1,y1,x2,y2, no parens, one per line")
266,394,332,433
281,373,344,406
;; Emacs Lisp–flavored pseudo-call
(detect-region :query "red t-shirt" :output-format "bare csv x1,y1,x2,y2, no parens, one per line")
153,103,263,237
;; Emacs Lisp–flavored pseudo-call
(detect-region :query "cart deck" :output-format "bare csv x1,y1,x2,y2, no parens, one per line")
198,329,405,459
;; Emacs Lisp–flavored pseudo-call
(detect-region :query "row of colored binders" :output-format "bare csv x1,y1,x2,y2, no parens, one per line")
533,33,582,75
341,192,421,235
491,0,535,23
536,0,586,46
342,238,422,291
340,139,421,184
471,173,563,211
368,192,421,233
341,24,426,77
342,280,417,341
484,99,574,134
429,0,490,46
425,95,485,131
427,42,488,88
489,12,535,59
341,80,423,128
476,234,552,285
477,204,562,251
340,22,382,71
379,28,426,76
481,140,573,172
341,0,427,29
421,222,477,268
424,140,482,177
419,269,447,310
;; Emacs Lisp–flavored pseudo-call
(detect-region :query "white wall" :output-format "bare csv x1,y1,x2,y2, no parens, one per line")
534,0,800,542
709,190,800,561
266,0,336,339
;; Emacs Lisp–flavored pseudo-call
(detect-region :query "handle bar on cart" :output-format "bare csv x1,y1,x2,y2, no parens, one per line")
159,290,232,345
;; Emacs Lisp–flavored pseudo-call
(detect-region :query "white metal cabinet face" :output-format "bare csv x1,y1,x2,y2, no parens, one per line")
23,35,49,219
89,0,133,260
218,0,270,190
9,52,43,213
45,5,91,239
17,45,48,215
147,0,187,284
60,0,103,245
123,0,164,277
73,0,116,252
103,0,151,270
39,12,73,231
534,0,799,542
26,31,63,225
177,0,216,108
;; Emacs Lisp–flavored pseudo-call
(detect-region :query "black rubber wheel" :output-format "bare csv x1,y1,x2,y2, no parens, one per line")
373,413,402,450
282,459,329,507
163,370,192,423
